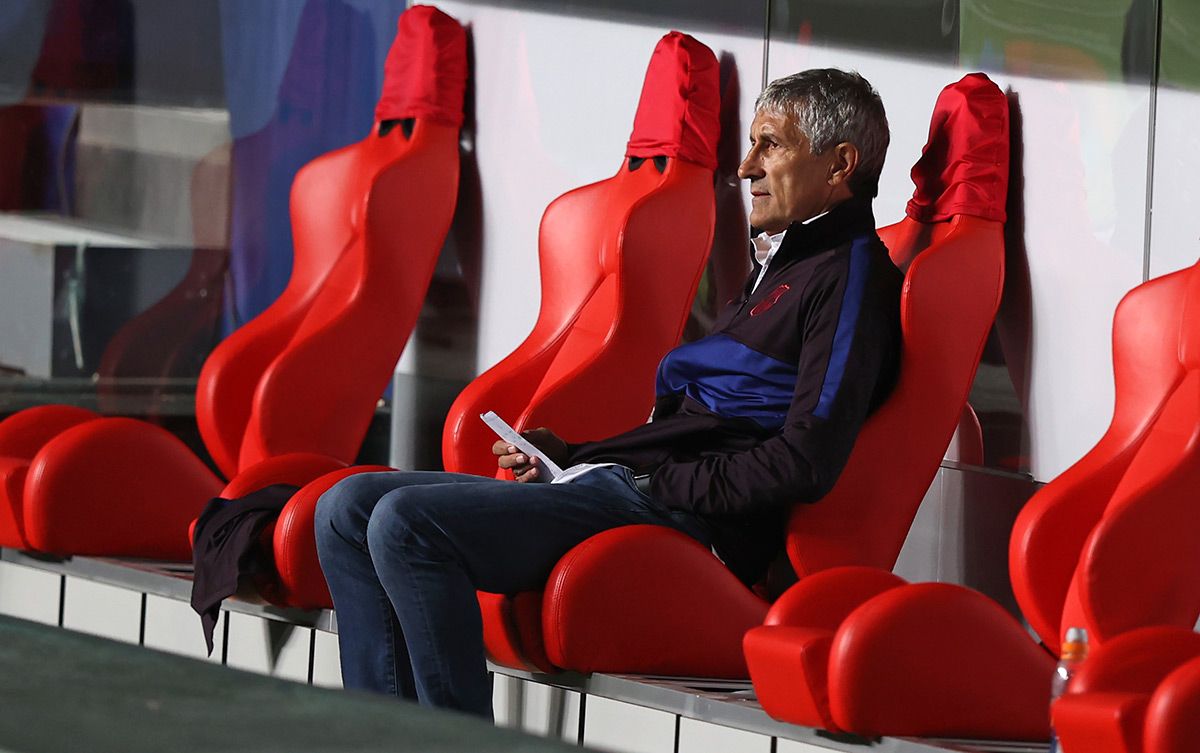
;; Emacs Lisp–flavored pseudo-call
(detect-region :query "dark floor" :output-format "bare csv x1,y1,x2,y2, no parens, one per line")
0,614,574,753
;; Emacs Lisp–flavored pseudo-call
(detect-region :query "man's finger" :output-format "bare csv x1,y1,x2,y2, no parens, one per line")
497,453,527,470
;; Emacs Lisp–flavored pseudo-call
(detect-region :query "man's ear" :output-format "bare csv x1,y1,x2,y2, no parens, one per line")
828,142,860,188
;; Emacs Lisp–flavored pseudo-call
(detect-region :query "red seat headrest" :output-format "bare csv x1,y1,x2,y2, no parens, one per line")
906,72,1009,223
374,5,468,127
625,31,720,171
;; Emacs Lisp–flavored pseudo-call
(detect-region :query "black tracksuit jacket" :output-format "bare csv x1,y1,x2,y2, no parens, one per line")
567,197,903,585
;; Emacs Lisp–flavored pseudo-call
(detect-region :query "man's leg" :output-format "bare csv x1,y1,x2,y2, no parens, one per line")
362,467,709,718
314,470,501,699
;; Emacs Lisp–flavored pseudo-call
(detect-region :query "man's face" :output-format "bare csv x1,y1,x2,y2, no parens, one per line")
738,107,841,234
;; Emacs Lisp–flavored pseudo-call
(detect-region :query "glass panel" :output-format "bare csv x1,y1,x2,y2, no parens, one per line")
1160,0,1200,90
960,0,1157,83
0,0,480,469
433,0,765,34
770,0,959,63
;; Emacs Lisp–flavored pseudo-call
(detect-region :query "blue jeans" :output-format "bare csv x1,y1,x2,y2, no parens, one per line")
313,467,709,719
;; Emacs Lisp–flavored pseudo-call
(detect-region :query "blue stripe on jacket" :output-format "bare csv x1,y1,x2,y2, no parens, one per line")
814,237,871,419
656,333,797,432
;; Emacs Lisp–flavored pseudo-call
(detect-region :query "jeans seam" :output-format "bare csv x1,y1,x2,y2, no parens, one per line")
379,590,399,696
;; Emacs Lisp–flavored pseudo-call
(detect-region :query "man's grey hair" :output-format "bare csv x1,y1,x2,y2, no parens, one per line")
755,69,889,198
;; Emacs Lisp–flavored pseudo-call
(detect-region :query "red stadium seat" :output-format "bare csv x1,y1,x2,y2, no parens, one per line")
746,256,1200,738
0,5,467,561
260,29,721,611
441,31,721,478
478,73,1008,677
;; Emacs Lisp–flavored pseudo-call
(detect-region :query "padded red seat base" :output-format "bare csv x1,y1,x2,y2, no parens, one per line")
541,526,768,678
24,418,223,559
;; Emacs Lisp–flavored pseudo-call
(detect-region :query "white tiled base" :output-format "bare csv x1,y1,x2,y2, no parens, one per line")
523,682,580,742
583,696,677,753
142,593,221,661
311,627,343,688
223,611,312,683
678,718,772,753
493,675,581,742
0,559,61,625
60,576,141,644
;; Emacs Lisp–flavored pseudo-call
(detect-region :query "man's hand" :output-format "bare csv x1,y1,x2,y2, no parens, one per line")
493,427,568,483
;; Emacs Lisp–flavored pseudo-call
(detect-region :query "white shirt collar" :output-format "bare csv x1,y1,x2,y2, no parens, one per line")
750,210,830,292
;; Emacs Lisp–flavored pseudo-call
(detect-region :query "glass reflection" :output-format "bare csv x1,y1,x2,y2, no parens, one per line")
1160,0,1200,90
960,0,1157,82
0,0,479,460
771,0,958,62
435,0,765,35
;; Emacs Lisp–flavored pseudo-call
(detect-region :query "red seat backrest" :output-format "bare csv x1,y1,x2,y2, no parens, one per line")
195,6,467,477
786,73,1009,577
1011,260,1200,654
441,31,720,476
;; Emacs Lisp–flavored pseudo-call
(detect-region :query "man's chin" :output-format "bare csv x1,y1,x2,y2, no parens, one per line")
751,219,788,235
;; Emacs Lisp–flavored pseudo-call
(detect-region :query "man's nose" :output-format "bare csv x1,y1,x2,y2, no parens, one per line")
737,153,760,180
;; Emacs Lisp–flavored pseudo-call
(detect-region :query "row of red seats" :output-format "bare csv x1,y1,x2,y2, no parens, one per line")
0,5,1196,749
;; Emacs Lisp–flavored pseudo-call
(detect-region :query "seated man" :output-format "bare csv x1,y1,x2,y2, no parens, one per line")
315,68,902,719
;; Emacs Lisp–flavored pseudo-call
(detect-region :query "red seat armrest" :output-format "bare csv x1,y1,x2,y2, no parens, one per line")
271,464,392,609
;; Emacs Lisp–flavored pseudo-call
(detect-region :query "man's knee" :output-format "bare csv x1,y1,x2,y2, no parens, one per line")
364,487,447,560
315,473,389,546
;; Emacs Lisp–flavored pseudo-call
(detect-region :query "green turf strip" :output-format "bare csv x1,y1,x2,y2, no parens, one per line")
0,615,575,753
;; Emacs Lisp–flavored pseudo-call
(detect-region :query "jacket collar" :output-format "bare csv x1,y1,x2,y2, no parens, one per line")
773,196,877,263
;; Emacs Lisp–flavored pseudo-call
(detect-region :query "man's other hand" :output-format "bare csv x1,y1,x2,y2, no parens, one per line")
493,427,568,483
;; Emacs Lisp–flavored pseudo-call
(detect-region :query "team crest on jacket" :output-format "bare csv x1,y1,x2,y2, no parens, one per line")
750,284,790,316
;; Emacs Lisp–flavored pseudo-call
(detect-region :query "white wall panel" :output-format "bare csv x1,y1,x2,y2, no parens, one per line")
60,576,142,644
677,717,771,753
142,593,221,662
224,612,312,683
986,76,1148,480
494,675,581,741
0,561,60,626
493,673,523,728
312,628,343,688
416,2,764,373
521,684,580,742
583,696,676,753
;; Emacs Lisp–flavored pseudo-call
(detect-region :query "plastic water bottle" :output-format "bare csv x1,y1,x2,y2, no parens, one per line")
1048,626,1089,753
